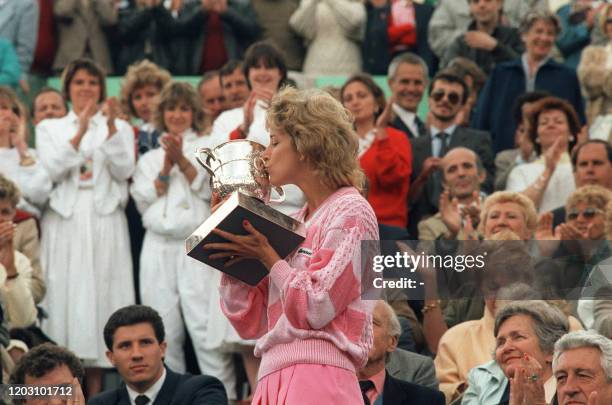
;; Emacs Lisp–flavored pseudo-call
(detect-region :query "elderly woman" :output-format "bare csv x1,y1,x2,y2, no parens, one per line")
478,191,538,240
462,300,569,405
0,87,52,217
119,60,171,157
474,11,585,153
35,58,135,395
209,87,379,404
578,3,612,141
507,97,581,213
290,0,365,76
340,73,412,228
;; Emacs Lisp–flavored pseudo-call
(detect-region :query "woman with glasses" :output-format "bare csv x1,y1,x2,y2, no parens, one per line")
507,97,580,213
340,73,412,228
577,3,612,141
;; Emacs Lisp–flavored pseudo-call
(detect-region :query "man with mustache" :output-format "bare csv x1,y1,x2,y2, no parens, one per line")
409,72,494,238
89,305,227,405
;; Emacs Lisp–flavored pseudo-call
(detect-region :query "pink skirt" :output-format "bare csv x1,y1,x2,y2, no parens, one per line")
252,363,362,405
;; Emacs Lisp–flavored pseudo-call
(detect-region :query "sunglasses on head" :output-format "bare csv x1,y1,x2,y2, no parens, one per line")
567,207,603,221
431,90,461,106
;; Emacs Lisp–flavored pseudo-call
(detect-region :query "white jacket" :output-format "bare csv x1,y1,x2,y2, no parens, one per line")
35,110,135,218
131,130,212,238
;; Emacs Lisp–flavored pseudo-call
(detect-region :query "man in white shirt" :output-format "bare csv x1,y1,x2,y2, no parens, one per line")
387,53,428,140
89,305,227,405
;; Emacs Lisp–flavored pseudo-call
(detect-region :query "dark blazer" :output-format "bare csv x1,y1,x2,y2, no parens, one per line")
153,1,260,75
88,368,227,405
473,57,586,153
551,205,566,229
381,373,445,405
390,115,427,140
111,1,175,75
408,126,495,237
362,2,437,76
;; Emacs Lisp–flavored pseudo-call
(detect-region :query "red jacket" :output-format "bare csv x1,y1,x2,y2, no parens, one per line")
360,127,412,228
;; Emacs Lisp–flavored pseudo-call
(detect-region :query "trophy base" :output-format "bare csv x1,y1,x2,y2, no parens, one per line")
186,191,306,286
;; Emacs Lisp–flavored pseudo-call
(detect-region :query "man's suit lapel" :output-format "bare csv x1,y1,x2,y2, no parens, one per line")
392,116,415,139
449,127,468,149
382,374,409,404
118,385,131,405
154,368,181,405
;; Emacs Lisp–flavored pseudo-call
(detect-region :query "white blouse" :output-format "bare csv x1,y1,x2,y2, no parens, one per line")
506,153,575,213
0,148,52,216
130,129,212,238
35,110,136,218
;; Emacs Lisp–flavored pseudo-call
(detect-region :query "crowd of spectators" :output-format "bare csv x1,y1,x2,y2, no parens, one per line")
1,0,612,404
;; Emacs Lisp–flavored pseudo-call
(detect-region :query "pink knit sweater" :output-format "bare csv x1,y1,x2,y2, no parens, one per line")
220,187,380,379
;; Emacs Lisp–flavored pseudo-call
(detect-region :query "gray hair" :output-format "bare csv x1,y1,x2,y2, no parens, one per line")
494,301,569,354
519,10,561,35
387,53,429,82
594,314,612,340
378,301,402,338
552,330,612,382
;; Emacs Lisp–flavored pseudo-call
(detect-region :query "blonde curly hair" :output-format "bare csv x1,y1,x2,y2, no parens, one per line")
266,87,364,191
120,60,171,119
566,185,612,213
479,191,538,237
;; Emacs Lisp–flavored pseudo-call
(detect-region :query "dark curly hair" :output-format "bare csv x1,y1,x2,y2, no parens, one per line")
10,343,84,387
527,96,581,156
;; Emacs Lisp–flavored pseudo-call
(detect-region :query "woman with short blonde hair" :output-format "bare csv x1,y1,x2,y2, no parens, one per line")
266,87,364,191
479,191,538,240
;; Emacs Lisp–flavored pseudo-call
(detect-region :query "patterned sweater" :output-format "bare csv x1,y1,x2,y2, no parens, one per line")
220,187,380,379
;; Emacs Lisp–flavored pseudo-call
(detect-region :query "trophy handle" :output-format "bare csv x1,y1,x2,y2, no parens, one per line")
270,186,285,203
194,148,217,178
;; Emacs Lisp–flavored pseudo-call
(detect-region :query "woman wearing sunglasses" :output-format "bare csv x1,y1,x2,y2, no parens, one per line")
507,97,580,213
340,73,412,228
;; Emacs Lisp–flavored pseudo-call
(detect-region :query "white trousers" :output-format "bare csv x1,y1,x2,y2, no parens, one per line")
139,231,236,399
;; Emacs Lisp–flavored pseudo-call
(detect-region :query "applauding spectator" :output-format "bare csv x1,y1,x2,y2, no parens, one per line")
0,87,52,217
291,0,366,75
36,59,135,396
53,0,117,74
441,0,523,75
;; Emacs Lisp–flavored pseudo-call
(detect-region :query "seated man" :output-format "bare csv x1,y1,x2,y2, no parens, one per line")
89,305,227,405
10,343,86,404
417,147,485,241
553,330,612,404
358,300,444,405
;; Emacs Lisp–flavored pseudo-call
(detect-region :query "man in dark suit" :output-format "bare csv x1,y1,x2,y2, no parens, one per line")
408,72,494,237
89,305,227,405
550,140,612,228
387,53,429,140
357,301,445,405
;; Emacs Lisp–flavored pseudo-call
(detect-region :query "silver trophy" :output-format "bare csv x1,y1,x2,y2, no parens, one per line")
186,140,305,285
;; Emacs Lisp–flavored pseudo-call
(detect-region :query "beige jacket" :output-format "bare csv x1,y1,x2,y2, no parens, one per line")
0,251,37,328
14,218,45,304
53,0,117,73
577,45,612,124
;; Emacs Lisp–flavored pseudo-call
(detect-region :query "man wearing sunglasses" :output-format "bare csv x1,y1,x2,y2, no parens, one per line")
550,139,612,228
408,72,494,238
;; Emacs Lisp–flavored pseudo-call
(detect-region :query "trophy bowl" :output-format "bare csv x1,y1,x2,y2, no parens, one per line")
195,139,284,204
